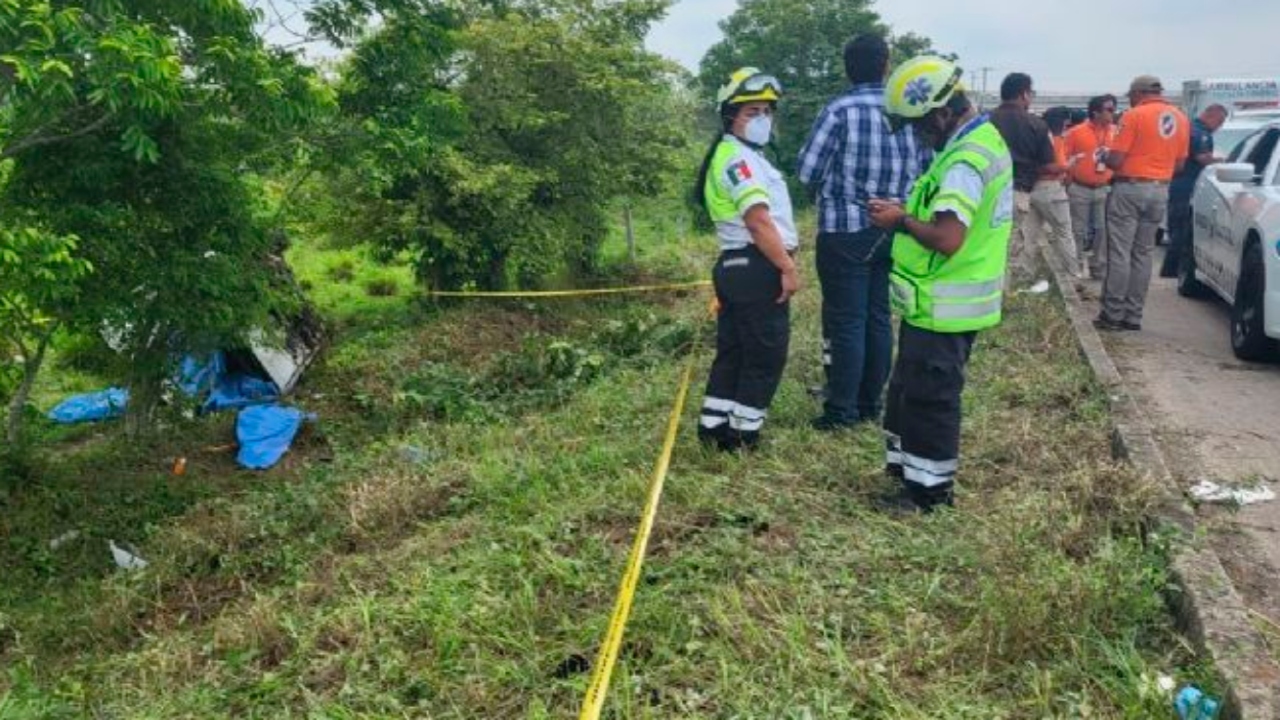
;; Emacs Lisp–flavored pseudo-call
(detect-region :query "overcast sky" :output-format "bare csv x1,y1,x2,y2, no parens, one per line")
648,0,1280,94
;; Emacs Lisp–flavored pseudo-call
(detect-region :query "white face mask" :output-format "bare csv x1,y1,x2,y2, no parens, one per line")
743,115,773,146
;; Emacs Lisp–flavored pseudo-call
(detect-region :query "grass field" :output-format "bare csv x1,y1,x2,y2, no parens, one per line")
0,209,1219,718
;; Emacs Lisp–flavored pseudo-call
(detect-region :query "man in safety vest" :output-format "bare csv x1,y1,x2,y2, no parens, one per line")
867,56,1013,512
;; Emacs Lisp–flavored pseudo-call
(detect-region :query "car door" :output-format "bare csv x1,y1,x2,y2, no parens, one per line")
1222,129,1280,297
1195,131,1262,295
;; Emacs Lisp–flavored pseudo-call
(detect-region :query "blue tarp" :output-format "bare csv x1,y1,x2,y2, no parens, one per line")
176,353,226,397
206,374,279,413
49,353,280,424
47,388,130,424
176,352,279,412
236,404,312,470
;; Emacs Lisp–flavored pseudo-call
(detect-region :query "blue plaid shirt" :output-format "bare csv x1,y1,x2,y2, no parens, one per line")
797,83,932,233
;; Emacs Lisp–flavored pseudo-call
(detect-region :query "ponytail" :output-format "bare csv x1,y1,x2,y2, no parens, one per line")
693,109,738,209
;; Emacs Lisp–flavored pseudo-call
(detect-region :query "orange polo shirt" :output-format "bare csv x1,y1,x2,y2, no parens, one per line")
1063,121,1118,187
1052,134,1067,167
1111,98,1190,181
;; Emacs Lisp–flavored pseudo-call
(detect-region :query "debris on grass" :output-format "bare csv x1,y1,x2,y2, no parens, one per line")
1189,479,1277,506
108,540,148,570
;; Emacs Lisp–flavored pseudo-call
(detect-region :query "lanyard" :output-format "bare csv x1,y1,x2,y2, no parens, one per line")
1092,122,1114,149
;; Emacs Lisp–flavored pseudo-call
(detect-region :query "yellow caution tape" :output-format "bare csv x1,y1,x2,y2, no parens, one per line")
577,352,697,720
427,280,711,299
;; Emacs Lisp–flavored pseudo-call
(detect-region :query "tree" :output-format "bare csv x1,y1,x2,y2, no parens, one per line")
1,0,332,434
0,222,91,445
305,0,690,290
697,0,938,179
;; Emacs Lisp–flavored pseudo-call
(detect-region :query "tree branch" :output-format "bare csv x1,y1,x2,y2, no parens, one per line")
0,113,115,161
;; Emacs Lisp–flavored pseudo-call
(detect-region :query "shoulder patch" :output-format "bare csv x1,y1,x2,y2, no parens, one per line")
1158,111,1178,139
726,159,754,186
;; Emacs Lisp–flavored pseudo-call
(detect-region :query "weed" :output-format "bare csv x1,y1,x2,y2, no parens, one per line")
0,216,1221,717
364,277,399,297
328,259,356,282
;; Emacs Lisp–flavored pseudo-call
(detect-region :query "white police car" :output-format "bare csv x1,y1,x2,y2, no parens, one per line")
1181,121,1280,360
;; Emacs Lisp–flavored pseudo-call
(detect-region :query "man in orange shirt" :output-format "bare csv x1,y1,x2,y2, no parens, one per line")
1095,76,1189,331
1064,94,1119,279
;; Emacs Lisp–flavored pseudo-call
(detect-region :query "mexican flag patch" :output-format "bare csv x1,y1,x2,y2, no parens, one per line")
726,160,753,186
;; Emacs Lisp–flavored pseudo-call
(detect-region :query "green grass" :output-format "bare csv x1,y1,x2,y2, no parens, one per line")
0,211,1220,718
284,240,418,329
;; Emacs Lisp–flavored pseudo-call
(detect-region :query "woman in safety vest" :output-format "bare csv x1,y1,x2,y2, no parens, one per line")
694,67,800,452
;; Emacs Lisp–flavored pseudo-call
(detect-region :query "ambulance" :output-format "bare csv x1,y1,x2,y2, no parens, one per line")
1182,78,1280,155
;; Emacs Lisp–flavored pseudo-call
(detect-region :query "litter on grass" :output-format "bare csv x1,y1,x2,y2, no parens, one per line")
1019,280,1052,295
109,540,148,570
1189,479,1277,506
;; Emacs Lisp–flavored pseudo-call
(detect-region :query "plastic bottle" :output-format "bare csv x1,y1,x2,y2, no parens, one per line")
1174,685,1221,720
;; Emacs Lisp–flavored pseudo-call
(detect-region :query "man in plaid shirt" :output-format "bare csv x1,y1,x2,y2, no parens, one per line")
798,34,932,431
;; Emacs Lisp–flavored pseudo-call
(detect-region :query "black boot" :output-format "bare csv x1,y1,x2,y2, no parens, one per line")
906,482,954,513
698,424,729,448
717,428,760,453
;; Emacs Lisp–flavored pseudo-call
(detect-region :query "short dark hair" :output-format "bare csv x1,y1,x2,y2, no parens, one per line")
844,34,889,84
1043,106,1071,134
1000,72,1033,101
1087,94,1118,118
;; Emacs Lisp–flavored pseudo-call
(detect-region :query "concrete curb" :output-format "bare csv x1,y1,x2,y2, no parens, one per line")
1037,243,1280,719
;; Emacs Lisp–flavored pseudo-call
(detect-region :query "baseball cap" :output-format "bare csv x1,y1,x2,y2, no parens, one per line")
1129,75,1163,94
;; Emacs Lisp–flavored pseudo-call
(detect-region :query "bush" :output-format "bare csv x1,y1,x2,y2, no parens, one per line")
328,260,356,283
364,278,399,297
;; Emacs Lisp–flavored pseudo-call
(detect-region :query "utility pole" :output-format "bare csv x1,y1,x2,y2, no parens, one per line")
980,66,994,111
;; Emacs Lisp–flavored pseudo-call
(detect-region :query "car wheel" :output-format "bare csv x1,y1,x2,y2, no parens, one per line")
1230,242,1277,362
1176,241,1209,298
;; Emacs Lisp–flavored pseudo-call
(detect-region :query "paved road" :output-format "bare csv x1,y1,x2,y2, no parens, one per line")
1081,252,1280,627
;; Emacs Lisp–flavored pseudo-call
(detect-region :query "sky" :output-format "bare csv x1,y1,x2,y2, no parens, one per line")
647,0,1280,94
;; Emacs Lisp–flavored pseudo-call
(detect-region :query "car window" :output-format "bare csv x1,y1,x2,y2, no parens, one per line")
1217,128,1257,158
1228,131,1263,163
1243,129,1280,178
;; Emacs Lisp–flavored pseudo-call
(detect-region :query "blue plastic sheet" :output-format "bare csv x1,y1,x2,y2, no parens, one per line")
48,352,280,424
236,404,312,470
206,374,279,413
176,353,226,397
48,388,129,424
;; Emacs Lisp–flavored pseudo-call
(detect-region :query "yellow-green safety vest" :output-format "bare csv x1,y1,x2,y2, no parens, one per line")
890,120,1013,333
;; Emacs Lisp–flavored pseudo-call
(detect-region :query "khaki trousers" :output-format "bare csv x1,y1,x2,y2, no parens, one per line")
1009,191,1042,283
1067,183,1110,279
1100,181,1168,325
1031,180,1078,277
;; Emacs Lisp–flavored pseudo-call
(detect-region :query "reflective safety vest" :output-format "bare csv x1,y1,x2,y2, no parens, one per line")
890,119,1013,333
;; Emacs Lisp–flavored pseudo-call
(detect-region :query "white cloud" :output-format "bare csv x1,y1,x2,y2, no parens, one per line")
648,0,1280,94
